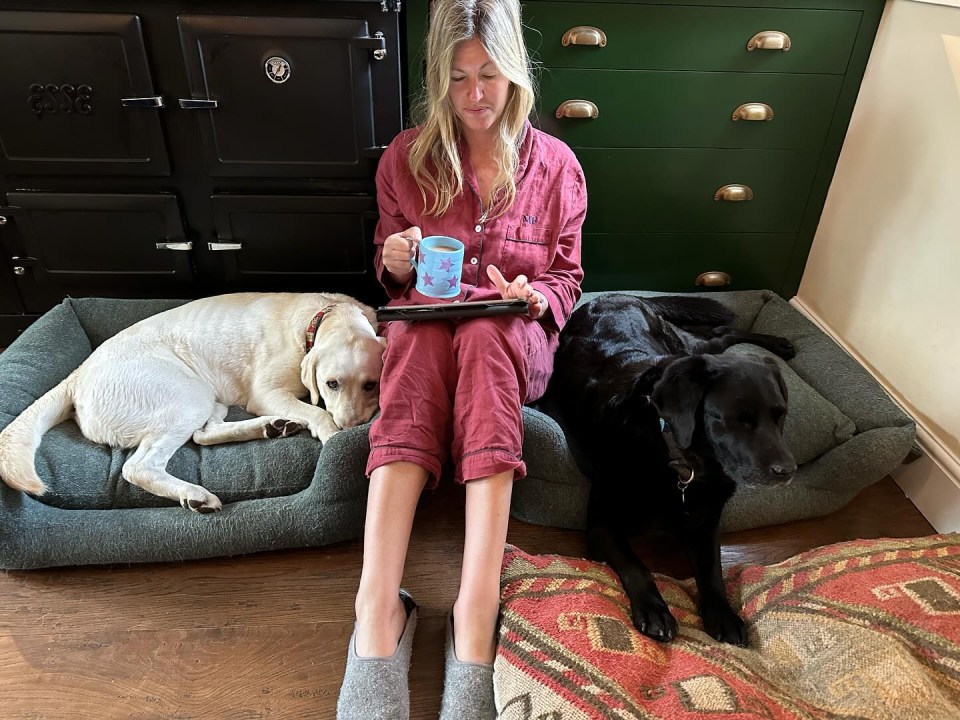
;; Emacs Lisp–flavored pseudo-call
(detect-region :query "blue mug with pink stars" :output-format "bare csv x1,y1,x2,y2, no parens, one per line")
414,235,464,299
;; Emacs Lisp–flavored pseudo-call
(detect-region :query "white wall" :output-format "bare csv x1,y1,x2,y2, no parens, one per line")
795,0,960,530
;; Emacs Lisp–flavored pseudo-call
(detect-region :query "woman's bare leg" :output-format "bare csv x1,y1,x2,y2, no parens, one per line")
354,461,428,657
453,469,514,663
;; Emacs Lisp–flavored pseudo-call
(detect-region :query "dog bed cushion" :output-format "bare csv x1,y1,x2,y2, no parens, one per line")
0,297,371,569
511,290,916,534
495,536,960,719
724,344,856,465
0,290,916,569
4,299,319,510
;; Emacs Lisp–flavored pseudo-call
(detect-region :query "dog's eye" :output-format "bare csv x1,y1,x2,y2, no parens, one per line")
738,411,758,428
363,381,377,392
326,380,339,390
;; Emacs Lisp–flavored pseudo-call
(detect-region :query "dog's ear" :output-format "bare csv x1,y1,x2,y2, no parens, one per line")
651,355,712,449
300,350,321,406
762,356,789,405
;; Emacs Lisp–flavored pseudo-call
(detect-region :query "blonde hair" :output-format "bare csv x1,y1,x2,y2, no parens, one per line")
408,0,535,219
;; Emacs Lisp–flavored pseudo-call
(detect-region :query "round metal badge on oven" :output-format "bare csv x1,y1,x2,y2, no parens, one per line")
264,56,292,84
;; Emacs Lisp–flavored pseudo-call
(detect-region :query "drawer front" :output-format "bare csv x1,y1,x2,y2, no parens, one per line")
0,265,23,314
538,70,843,150
524,2,861,74
2,192,192,313
578,148,819,234
211,194,383,300
581,231,796,292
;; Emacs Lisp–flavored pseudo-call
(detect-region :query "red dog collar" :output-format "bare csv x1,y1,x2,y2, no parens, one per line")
305,306,335,352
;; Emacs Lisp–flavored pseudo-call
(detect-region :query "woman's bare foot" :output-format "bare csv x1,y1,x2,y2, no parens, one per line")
451,599,498,663
354,593,408,658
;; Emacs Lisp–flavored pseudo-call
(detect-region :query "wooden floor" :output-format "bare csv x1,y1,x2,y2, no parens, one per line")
0,475,935,719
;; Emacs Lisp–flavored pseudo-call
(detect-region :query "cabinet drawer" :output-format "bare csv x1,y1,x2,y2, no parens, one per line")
524,2,861,73
211,194,380,295
581,231,796,292
0,264,23,314
578,148,819,234
1,192,192,312
538,69,842,150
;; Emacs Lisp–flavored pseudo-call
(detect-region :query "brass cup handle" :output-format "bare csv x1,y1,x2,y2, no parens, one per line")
714,184,754,202
746,31,791,52
732,102,774,121
561,26,607,47
556,99,599,119
696,271,732,287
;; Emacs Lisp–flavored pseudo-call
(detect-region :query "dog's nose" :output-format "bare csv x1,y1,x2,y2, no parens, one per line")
771,463,797,480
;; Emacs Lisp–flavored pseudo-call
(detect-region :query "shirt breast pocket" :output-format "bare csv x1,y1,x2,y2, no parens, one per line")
503,226,554,280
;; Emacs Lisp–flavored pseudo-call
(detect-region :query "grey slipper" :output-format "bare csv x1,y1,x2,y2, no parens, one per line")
336,589,418,720
438,611,497,720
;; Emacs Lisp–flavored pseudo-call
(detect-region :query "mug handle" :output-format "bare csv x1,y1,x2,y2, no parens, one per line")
409,238,420,270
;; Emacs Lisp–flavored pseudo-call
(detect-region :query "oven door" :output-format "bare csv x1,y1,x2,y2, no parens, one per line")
0,11,169,176
178,12,400,178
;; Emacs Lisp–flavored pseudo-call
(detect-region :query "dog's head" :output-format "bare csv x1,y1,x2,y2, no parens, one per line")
299,305,386,430
651,354,796,487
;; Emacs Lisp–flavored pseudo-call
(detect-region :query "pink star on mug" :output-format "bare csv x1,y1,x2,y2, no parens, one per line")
422,272,434,286
447,275,458,289
439,258,454,271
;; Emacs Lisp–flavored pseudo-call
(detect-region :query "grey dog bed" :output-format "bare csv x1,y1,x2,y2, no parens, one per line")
0,291,915,569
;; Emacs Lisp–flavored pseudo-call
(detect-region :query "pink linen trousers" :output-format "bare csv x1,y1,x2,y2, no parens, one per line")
367,121,587,486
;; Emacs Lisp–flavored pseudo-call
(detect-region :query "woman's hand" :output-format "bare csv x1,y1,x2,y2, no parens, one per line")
486,265,549,319
382,226,422,280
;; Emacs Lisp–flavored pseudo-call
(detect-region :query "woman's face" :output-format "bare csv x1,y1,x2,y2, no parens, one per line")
448,37,511,139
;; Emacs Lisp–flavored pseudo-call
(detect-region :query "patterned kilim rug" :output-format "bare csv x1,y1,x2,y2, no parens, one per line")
495,535,960,720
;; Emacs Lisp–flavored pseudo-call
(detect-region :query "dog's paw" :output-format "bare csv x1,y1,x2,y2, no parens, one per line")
631,599,678,643
700,602,748,646
179,487,222,514
769,337,796,360
312,424,340,445
264,418,306,439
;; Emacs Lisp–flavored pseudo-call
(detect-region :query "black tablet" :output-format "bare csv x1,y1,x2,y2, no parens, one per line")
376,298,530,322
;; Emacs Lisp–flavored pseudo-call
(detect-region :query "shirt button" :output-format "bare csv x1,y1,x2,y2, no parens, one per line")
474,224,482,233
470,257,478,265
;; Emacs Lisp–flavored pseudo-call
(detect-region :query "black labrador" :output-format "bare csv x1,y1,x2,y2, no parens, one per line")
548,294,797,646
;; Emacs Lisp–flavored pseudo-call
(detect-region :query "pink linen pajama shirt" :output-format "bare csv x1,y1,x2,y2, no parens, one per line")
367,120,587,486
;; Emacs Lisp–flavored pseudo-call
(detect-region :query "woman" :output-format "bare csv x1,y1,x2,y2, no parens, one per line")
337,0,586,717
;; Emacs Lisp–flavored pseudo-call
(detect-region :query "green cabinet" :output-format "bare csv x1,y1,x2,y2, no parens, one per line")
405,0,884,297
525,0,884,296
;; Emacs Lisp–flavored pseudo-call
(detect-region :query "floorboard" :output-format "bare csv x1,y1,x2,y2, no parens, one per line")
0,475,936,719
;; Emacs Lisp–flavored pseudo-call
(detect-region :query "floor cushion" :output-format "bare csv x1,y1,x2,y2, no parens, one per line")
495,536,960,719
0,290,916,569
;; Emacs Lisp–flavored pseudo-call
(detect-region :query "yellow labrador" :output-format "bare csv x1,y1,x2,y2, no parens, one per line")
0,292,385,512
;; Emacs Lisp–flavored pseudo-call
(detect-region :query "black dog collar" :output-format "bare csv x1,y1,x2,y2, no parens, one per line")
659,417,696,505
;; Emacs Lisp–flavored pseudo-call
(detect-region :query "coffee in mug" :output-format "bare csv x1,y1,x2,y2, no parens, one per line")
414,236,465,299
